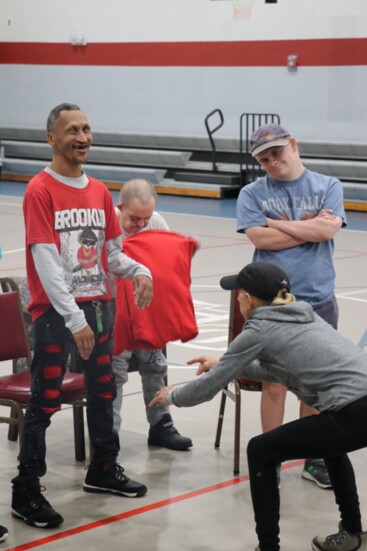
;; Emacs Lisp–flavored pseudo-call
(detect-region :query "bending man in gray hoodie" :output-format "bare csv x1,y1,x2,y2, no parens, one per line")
150,262,367,551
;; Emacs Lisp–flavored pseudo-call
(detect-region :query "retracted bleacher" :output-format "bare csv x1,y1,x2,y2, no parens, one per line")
1,125,367,207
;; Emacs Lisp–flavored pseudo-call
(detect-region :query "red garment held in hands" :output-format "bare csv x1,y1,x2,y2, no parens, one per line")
113,230,198,353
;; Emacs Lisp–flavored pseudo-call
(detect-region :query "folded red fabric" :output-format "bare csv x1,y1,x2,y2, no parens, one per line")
113,230,198,353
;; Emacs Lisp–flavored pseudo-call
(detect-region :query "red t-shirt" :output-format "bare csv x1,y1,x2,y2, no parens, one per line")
23,170,121,320
113,230,198,353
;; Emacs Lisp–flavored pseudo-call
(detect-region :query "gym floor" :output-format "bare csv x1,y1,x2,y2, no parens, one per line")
1,182,367,550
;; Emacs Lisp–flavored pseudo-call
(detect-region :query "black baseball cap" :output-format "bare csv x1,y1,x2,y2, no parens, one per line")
220,262,290,301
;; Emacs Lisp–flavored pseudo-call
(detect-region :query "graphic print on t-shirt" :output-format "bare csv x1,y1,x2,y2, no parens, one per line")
55,207,107,298
260,193,326,221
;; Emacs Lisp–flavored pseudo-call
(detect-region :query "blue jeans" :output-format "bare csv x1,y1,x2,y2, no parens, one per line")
314,295,339,329
112,348,169,431
108,298,169,431
12,301,119,487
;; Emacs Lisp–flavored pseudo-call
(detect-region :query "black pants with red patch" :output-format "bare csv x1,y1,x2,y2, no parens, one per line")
12,301,119,487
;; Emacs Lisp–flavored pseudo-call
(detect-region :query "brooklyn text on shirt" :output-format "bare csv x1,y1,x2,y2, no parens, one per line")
54,208,106,231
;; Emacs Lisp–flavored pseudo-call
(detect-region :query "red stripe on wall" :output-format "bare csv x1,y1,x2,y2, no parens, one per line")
1,38,367,67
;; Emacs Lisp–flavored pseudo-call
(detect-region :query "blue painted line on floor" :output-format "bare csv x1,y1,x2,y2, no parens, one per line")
1,179,367,229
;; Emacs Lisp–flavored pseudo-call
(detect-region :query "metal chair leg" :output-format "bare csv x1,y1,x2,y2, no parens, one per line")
73,403,86,461
233,380,241,476
214,387,228,448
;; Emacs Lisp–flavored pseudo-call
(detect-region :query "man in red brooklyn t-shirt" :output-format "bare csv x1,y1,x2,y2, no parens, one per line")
11,103,153,530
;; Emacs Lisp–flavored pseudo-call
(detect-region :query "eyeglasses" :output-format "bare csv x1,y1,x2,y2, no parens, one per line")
80,239,95,246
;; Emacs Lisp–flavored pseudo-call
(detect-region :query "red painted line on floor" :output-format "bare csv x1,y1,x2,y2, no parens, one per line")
4,460,303,551
201,242,248,250
335,248,367,256
0,210,23,217
0,267,26,273
197,234,245,242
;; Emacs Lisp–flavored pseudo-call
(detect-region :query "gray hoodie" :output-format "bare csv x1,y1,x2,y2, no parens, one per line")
171,301,367,412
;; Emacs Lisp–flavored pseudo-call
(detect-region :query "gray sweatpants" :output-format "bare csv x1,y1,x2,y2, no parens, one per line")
112,348,169,432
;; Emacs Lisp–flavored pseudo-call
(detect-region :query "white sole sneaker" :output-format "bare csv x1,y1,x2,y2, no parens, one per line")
302,469,332,489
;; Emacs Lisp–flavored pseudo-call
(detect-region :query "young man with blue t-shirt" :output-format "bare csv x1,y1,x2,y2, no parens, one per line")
236,123,346,489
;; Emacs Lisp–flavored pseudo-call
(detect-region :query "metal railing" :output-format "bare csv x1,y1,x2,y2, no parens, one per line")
239,113,280,187
204,108,224,172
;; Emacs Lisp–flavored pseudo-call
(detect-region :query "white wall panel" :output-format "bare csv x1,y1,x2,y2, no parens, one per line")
1,65,366,141
1,0,366,42
1,0,367,142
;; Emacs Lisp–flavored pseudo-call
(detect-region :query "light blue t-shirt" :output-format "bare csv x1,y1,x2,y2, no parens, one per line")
236,169,347,307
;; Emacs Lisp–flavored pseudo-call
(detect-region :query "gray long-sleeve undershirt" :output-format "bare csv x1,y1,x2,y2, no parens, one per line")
32,238,151,334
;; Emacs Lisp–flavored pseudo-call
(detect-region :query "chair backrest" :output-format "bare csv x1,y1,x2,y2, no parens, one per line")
228,289,262,391
0,277,31,368
228,290,245,343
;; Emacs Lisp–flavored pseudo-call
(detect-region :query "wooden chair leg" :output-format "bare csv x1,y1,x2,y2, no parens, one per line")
7,406,19,441
214,387,228,448
89,439,94,464
233,381,241,476
7,402,25,449
17,407,25,448
73,403,86,462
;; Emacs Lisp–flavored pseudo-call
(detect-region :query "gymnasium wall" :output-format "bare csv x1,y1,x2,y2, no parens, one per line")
0,0,366,141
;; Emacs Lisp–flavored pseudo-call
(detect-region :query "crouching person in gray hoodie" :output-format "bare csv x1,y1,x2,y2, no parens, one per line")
149,261,367,551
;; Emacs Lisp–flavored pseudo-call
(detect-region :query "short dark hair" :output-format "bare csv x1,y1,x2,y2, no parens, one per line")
46,103,81,132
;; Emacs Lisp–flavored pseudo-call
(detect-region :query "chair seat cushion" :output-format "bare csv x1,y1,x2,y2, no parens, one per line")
237,377,262,391
0,372,86,403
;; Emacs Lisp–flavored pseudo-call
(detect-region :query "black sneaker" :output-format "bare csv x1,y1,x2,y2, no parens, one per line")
302,458,332,489
11,482,64,528
0,525,9,543
148,414,193,451
83,463,147,498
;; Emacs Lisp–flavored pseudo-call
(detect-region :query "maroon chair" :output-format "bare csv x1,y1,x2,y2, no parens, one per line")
214,289,262,476
0,277,88,461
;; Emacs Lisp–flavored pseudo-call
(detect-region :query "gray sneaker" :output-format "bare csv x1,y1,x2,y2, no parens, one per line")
312,523,367,550
148,414,193,451
302,458,332,489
